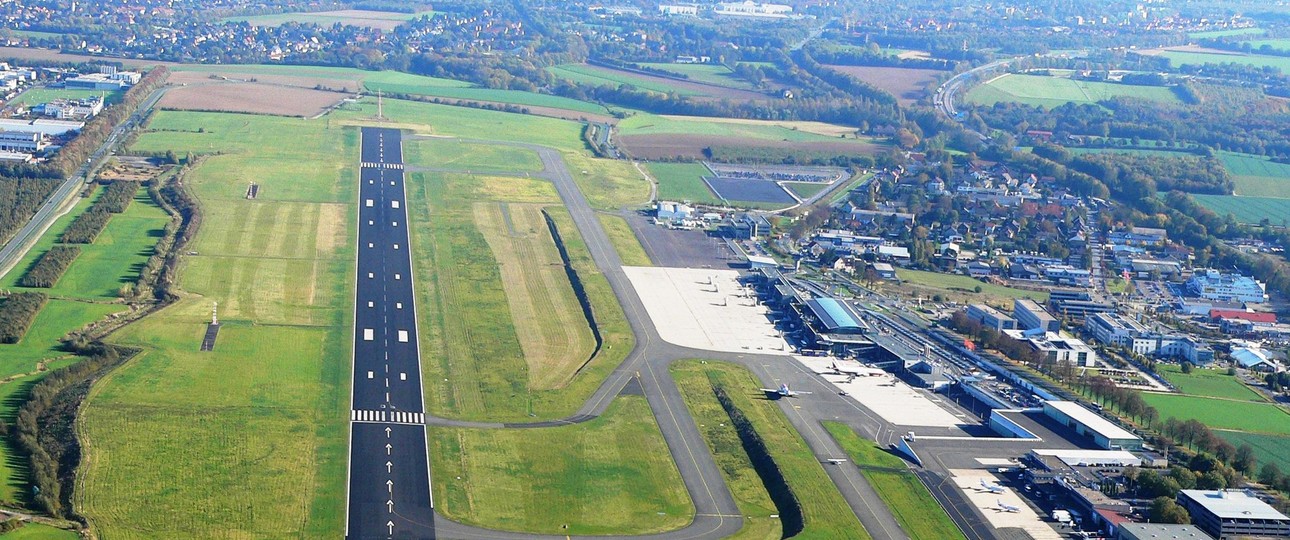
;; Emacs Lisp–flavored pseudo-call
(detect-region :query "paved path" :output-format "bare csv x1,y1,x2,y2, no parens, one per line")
384,135,912,539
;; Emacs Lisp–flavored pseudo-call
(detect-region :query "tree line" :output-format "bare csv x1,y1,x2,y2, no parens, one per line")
0,292,47,344
60,182,140,245
17,246,81,288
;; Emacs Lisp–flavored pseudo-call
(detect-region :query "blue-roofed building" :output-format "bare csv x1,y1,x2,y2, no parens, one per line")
804,298,866,334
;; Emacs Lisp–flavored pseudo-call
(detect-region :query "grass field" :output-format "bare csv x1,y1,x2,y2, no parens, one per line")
1156,364,1267,402
646,162,719,204
895,269,1049,303
550,64,707,96
429,395,692,534
1189,28,1265,39
637,62,759,90
1220,152,1290,198
1141,393,1290,435
824,422,965,540
1,189,169,300
1216,431,1290,472
598,214,653,267
1160,50,1290,75
0,523,79,539
78,111,357,538
473,202,595,390
403,138,543,173
1244,38,1290,51
8,87,124,106
619,114,863,142
671,361,870,540
784,182,830,199
1191,194,1290,225
965,74,1182,108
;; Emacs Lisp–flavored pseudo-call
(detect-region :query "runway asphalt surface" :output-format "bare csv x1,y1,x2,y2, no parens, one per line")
346,127,435,540
364,133,955,539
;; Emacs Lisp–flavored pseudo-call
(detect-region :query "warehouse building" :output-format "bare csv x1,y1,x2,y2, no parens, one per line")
1043,400,1141,451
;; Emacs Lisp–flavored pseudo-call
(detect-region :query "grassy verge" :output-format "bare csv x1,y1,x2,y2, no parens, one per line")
597,214,652,266
560,151,652,210
403,138,543,173
823,422,965,540
671,361,869,540
428,395,693,534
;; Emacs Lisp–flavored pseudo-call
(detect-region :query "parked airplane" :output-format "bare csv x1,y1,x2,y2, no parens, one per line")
995,499,1021,513
979,479,1006,494
760,384,811,398
828,361,866,376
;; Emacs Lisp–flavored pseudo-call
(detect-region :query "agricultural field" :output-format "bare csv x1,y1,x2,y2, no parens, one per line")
894,269,1049,305
597,215,653,267
1216,431,1290,472
671,361,871,540
1191,194,1290,225
77,110,357,538
1157,49,1290,75
825,65,943,106
964,74,1182,108
8,87,124,107
824,422,965,540
637,62,760,90
549,63,767,101
618,114,882,160
221,9,433,31
1221,152,1290,198
157,82,343,117
1244,38,1290,51
428,396,692,535
1156,364,1267,402
1140,393,1290,435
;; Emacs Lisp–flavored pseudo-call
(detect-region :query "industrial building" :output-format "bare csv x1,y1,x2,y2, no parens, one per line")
714,0,793,18
966,304,1017,330
655,201,693,222
1115,523,1212,540
1186,269,1267,304
1176,489,1290,539
0,130,46,152
1014,298,1059,332
64,66,141,91
1042,401,1141,450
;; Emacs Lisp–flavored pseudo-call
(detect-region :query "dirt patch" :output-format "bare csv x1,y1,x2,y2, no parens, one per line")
619,133,882,160
158,82,345,117
167,70,361,93
313,203,346,257
826,65,943,106
575,64,771,101
97,159,170,182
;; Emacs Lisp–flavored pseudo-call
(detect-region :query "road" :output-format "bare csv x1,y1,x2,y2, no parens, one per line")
345,127,435,540
0,85,169,279
401,135,911,539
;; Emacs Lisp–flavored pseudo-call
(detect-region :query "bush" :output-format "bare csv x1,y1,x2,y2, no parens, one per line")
0,292,48,344
18,246,81,288
61,210,111,244
96,181,140,213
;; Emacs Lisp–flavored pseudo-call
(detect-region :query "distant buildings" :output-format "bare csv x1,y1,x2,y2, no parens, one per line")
658,4,699,16
1108,226,1167,247
1186,269,1267,304
1176,489,1290,539
713,1,793,18
1044,265,1092,287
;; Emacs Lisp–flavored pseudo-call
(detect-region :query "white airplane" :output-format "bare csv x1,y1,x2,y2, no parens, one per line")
995,499,1021,513
828,361,867,376
760,383,811,398
979,479,1006,494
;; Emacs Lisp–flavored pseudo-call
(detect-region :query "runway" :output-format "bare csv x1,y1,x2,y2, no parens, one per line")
345,127,435,539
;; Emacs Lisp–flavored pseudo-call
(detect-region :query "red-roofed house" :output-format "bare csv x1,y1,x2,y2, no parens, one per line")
1210,309,1276,324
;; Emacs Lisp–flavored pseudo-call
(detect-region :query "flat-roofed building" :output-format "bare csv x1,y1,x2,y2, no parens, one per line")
1187,269,1267,304
1014,298,1060,332
966,304,1016,330
1027,332,1098,367
1086,312,1148,347
1043,400,1141,450
1176,489,1290,539
1116,523,1212,540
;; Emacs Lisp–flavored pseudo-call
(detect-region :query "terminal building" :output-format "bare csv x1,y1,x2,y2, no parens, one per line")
1043,400,1142,450
1186,269,1267,304
1014,298,1059,332
966,304,1016,330
798,297,872,355
1176,489,1290,539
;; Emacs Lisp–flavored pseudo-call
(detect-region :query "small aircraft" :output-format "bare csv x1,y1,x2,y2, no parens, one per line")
760,383,811,398
979,479,1006,494
995,499,1021,513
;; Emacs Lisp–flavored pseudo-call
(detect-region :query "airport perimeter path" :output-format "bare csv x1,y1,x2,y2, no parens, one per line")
368,134,912,540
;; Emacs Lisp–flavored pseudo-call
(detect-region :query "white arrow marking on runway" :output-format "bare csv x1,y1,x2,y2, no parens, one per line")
387,499,394,513
385,427,392,438
387,521,394,535
386,461,393,473
386,479,394,493
385,443,392,455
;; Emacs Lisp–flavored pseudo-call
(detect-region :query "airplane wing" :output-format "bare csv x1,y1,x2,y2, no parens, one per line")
758,388,779,393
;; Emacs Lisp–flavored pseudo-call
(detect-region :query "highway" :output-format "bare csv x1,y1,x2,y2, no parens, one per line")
0,85,169,279
345,127,435,540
